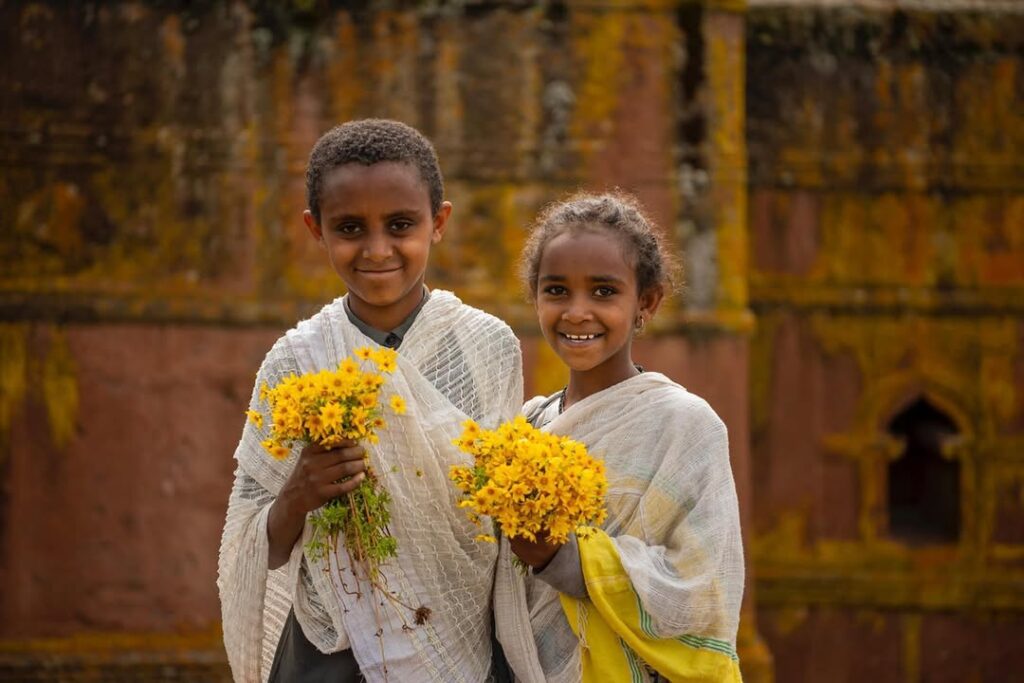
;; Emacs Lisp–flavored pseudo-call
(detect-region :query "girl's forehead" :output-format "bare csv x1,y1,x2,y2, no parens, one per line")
540,228,636,274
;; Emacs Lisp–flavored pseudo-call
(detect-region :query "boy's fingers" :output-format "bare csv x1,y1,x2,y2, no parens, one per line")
302,442,330,456
321,459,367,483
333,472,366,496
337,444,365,461
312,445,365,469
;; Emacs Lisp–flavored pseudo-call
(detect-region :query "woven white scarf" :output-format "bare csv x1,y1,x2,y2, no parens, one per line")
495,372,745,682
218,291,522,683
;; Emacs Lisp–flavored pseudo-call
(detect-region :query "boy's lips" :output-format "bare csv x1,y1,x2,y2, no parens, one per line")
356,266,402,276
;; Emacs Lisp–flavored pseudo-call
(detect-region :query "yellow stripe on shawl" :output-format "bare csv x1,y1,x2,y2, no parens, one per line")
558,529,743,683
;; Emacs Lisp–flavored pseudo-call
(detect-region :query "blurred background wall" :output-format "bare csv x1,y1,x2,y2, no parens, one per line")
0,0,1021,681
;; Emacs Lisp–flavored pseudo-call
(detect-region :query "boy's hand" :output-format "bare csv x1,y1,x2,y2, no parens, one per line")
282,440,367,514
508,533,562,571
267,439,366,569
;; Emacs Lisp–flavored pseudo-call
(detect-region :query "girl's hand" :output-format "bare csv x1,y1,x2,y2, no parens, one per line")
508,533,562,571
267,440,366,569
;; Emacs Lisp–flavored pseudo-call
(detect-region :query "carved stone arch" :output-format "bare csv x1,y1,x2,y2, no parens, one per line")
823,371,976,546
876,380,974,447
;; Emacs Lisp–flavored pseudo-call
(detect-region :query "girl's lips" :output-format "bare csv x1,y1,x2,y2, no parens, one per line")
558,332,604,344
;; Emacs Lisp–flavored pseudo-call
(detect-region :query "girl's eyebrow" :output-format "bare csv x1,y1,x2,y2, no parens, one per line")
539,274,566,282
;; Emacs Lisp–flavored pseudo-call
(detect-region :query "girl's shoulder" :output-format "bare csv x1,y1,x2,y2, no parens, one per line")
644,379,727,437
522,392,561,426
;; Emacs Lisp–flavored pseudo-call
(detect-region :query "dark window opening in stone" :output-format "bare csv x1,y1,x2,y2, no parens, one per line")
887,398,960,544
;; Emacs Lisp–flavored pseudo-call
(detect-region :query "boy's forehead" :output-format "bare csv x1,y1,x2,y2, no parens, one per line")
320,161,431,210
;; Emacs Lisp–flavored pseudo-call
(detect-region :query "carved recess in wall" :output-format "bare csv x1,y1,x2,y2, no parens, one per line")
755,314,1024,610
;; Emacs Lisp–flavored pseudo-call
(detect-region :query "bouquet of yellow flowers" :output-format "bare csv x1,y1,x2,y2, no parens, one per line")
450,415,608,545
246,346,406,579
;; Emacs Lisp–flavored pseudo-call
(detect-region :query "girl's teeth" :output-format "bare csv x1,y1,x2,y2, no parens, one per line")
565,334,596,340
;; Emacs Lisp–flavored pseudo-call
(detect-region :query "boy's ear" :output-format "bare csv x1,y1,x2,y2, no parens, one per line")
639,284,664,320
303,210,324,243
431,201,453,244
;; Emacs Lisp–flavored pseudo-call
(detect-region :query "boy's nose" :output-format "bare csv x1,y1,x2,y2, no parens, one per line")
362,232,393,261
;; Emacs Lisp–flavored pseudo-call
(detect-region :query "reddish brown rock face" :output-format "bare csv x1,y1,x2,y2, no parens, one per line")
2,2,1022,681
748,5,1024,681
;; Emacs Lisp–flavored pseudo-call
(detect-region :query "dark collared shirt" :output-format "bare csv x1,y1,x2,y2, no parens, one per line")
343,288,430,349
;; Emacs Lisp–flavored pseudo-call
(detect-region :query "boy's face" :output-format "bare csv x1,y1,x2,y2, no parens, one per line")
304,161,451,330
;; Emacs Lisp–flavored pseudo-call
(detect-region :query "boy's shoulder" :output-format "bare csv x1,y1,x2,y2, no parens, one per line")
260,298,346,369
425,290,519,343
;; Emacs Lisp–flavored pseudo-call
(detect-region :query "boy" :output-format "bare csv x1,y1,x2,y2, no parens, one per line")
218,120,522,683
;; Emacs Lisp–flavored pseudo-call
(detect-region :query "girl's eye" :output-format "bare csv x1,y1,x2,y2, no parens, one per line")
594,286,617,297
542,285,567,297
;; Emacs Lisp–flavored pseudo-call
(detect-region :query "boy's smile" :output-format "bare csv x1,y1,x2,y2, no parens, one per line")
304,161,451,331
535,228,661,398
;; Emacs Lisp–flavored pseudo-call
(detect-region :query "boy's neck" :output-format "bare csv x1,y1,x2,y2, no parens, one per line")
347,285,428,333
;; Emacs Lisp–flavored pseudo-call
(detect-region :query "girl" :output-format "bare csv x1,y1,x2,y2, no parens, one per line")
494,192,745,683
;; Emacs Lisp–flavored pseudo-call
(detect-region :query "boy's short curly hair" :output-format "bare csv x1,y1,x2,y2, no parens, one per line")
519,190,682,299
305,119,444,224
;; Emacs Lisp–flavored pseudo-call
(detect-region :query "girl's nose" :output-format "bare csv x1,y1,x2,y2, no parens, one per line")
561,300,592,323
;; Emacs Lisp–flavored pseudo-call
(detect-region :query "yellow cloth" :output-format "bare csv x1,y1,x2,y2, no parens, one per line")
559,530,743,683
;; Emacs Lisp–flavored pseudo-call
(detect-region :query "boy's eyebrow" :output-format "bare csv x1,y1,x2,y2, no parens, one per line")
539,274,566,282
382,208,424,219
328,208,424,222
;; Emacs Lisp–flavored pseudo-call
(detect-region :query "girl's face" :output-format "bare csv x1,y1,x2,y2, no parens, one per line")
535,227,662,390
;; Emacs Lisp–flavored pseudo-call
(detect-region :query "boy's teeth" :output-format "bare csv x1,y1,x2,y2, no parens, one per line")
565,333,596,340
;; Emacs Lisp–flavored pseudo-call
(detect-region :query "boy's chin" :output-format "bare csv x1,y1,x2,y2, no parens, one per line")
349,282,421,309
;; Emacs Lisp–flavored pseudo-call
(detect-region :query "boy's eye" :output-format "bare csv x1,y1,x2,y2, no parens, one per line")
336,222,363,235
390,219,414,232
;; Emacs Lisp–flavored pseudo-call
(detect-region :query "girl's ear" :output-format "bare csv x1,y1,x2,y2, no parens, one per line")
432,201,453,244
303,210,324,243
638,284,664,321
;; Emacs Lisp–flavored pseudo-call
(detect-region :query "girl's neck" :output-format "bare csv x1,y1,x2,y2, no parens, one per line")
564,357,641,409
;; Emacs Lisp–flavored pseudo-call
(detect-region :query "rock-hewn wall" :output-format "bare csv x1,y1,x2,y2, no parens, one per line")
1,1,758,678
747,4,1024,681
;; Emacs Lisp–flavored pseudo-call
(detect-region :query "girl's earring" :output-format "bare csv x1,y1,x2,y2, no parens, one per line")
634,315,646,334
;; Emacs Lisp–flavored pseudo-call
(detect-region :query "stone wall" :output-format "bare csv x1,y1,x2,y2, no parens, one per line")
747,4,1024,681
1,0,760,678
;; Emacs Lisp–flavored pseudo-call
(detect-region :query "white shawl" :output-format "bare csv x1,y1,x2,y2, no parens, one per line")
495,372,745,682
218,291,522,683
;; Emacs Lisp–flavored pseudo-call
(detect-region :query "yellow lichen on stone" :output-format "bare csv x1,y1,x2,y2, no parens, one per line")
42,329,79,450
0,324,29,450
532,338,569,398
